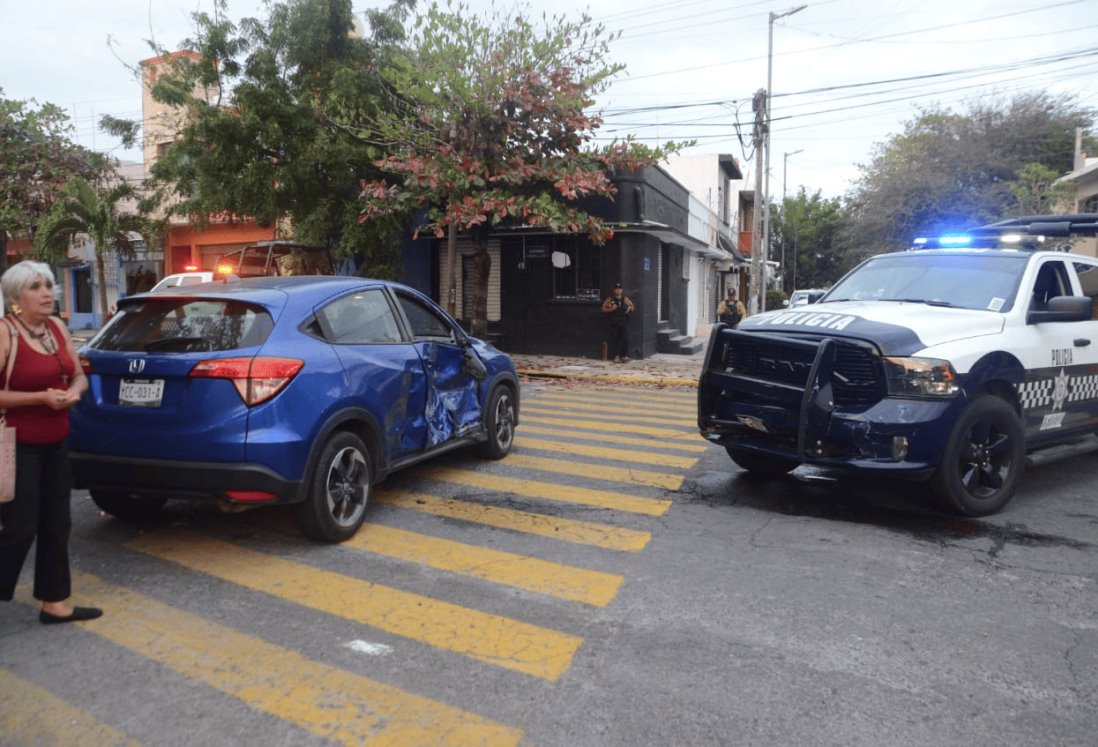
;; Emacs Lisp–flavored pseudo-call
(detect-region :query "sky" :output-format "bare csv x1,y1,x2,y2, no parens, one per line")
2,0,1097,201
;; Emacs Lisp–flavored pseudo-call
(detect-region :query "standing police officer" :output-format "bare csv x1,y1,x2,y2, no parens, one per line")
601,282,635,362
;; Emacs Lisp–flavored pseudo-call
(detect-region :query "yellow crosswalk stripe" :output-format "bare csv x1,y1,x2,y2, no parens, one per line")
415,465,673,516
376,489,652,552
532,391,695,413
0,666,141,746
503,452,683,490
516,436,698,469
343,523,623,607
523,403,697,427
522,414,699,442
62,574,523,745
519,424,708,454
535,389,696,403
126,531,582,681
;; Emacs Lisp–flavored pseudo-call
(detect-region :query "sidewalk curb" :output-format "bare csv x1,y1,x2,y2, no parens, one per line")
517,368,698,388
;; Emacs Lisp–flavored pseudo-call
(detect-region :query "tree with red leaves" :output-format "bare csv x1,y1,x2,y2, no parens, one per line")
356,3,683,337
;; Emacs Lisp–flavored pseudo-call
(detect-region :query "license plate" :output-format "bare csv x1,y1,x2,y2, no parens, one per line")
119,378,165,408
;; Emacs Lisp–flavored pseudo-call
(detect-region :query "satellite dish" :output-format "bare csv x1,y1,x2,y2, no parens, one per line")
350,14,366,39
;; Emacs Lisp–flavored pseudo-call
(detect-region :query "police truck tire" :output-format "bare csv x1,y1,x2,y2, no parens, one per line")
931,395,1024,516
725,447,798,476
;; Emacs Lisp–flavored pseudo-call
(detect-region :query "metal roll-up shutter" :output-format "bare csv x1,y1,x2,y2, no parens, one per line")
438,239,501,322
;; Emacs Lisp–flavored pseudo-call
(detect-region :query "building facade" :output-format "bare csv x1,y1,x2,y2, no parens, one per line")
424,164,742,359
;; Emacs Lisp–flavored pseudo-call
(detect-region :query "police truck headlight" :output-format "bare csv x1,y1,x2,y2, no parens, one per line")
883,357,959,397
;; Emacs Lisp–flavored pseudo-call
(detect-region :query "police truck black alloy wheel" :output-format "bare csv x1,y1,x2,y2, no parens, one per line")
931,395,1024,516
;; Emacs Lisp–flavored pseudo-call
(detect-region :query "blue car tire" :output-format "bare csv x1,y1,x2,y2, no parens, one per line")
293,431,372,543
478,385,517,460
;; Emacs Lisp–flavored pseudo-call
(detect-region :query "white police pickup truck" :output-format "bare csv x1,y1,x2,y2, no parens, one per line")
698,214,1098,515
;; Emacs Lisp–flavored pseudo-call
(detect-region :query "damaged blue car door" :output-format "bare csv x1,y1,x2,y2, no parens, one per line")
317,287,431,461
392,289,483,447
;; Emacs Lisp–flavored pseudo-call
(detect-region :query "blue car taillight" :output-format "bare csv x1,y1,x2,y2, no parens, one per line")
189,357,304,406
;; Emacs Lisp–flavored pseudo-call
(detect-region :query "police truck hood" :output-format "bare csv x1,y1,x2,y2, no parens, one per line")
738,300,1006,356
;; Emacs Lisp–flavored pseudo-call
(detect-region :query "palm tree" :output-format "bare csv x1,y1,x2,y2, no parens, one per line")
34,175,147,323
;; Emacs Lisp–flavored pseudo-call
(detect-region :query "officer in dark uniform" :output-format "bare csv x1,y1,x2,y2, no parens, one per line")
601,282,635,362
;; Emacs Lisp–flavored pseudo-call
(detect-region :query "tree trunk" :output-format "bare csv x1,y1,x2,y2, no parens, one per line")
95,250,110,326
469,227,491,338
0,232,8,276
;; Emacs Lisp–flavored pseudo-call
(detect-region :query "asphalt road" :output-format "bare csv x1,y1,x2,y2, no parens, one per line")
1,380,1095,746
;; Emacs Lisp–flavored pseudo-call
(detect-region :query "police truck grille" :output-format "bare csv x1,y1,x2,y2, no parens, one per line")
722,337,884,406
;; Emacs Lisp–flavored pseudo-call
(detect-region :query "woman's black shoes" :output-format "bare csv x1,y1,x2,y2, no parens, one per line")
39,606,103,624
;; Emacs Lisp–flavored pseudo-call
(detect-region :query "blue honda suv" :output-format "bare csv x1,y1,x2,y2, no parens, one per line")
70,276,519,542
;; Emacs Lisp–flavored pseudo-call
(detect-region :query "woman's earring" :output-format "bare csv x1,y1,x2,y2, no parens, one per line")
10,303,21,316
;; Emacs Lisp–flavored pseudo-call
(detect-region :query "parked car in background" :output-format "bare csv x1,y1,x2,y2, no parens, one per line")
70,276,519,542
787,288,827,307
150,270,243,292
215,241,335,278
149,271,219,292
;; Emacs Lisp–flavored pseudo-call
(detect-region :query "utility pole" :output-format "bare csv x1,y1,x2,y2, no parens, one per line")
781,149,803,292
762,5,806,310
749,88,767,316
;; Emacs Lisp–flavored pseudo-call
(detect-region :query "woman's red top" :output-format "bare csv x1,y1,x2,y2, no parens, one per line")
2,320,76,445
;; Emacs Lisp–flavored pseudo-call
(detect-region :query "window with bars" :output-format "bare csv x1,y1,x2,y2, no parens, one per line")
552,238,601,301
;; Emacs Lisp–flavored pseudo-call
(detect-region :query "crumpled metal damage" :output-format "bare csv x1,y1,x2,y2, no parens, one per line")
422,342,482,446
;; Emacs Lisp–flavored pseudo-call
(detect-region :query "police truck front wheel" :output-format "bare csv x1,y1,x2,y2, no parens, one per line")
725,447,798,476
931,395,1024,516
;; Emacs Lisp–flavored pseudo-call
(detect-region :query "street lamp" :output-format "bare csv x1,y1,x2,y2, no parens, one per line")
760,4,806,311
781,148,804,291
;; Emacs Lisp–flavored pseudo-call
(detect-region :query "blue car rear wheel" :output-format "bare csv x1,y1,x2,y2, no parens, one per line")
293,432,372,542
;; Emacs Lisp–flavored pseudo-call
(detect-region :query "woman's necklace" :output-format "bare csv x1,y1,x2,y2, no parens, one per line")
13,315,57,354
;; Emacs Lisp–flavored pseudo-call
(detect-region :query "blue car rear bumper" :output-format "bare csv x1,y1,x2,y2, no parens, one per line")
70,451,305,504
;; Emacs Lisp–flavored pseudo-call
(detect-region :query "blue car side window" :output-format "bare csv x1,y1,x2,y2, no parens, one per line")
319,290,403,344
396,295,455,342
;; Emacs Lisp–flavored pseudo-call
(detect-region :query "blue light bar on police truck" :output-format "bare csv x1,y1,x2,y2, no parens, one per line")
910,234,974,249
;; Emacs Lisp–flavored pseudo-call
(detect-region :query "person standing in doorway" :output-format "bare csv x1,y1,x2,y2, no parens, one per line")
601,282,635,363
717,288,747,328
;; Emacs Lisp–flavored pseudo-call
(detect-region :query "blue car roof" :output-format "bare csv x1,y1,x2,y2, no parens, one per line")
122,276,405,307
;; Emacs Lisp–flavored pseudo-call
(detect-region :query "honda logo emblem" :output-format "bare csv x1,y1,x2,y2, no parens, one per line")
128,359,146,374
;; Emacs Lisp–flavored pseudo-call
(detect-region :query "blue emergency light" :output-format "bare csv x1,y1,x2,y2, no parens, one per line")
910,234,973,250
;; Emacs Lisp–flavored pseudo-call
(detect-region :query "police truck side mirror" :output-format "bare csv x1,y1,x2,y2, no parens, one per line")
1027,295,1093,325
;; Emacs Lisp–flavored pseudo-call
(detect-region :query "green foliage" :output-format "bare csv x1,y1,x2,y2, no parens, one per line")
34,176,148,320
765,289,787,312
133,0,415,275
356,2,687,334
1008,162,1077,215
844,92,1097,256
0,89,105,272
772,188,850,292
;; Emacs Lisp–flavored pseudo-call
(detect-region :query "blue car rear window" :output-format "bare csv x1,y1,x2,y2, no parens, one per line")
90,299,275,352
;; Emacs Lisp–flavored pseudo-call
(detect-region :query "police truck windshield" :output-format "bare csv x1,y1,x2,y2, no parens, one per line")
824,253,1028,312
